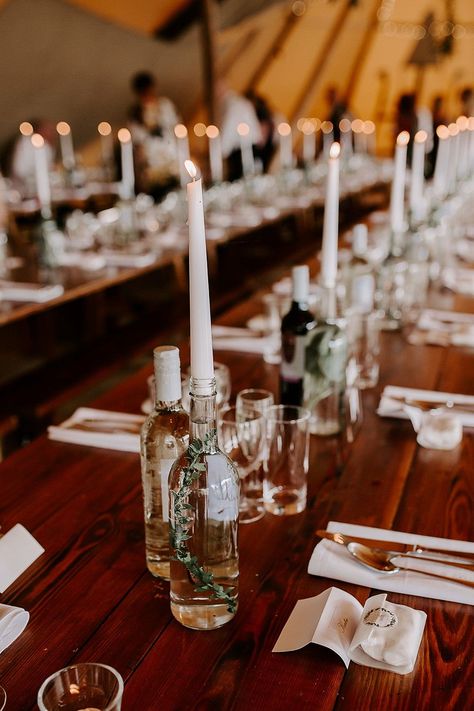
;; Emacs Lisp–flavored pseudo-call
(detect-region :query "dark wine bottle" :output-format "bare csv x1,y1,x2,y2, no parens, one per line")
280,265,316,406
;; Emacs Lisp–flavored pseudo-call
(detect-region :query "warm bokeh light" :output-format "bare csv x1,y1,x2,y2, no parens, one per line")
414,130,428,143
468,117,474,131
98,121,112,136
206,125,219,139
174,124,188,139
117,128,131,143
310,118,321,131
436,125,449,140
19,121,33,136
277,122,291,137
351,119,364,133
31,133,44,148
396,131,410,146
301,119,315,135
339,118,352,133
363,120,375,135
185,159,197,179
56,121,71,136
329,142,341,159
321,120,333,134
456,115,468,131
296,117,306,131
448,122,459,137
237,122,250,137
193,122,207,137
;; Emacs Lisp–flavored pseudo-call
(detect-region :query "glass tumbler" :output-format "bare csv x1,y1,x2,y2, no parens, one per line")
37,663,123,711
236,389,275,502
263,405,310,516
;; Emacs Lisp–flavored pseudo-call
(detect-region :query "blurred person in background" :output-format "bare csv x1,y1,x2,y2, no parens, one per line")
427,95,447,177
459,87,473,117
245,91,276,173
218,81,261,181
128,71,180,144
325,86,349,142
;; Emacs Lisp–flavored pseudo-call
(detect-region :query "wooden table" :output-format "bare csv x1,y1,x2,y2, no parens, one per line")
1,270,472,710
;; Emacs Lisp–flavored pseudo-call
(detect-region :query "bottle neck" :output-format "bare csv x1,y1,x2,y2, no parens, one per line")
154,398,182,413
189,377,218,449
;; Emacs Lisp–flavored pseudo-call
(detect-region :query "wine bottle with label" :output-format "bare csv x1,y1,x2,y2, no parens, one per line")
280,265,316,406
140,346,189,580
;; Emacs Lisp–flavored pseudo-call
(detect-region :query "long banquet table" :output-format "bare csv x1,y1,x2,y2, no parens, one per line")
0,262,473,710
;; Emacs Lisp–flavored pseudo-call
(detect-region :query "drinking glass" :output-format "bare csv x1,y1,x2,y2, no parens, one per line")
263,405,310,516
346,310,381,389
218,406,265,523
37,663,123,711
236,389,275,502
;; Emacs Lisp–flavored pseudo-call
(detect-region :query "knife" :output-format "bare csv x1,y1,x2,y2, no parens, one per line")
316,530,474,563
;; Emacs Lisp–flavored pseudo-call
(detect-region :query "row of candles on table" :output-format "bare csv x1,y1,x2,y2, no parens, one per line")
140,105,474,631
23,114,379,211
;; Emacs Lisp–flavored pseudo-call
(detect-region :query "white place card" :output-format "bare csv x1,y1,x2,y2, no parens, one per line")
0,524,45,593
273,587,426,675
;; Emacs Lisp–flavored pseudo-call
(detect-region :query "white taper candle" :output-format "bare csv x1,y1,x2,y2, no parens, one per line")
320,142,341,289
389,131,409,234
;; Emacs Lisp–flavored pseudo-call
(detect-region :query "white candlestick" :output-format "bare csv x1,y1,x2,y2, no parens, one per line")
206,125,223,183
117,128,135,199
322,122,334,158
237,122,255,178
31,134,51,212
457,117,469,179
390,131,409,234
469,118,474,175
433,125,450,199
320,142,340,289
409,130,427,215
185,160,214,382
278,123,293,170
302,125,316,165
364,121,376,154
447,124,459,193
56,122,75,170
98,122,113,166
175,124,191,188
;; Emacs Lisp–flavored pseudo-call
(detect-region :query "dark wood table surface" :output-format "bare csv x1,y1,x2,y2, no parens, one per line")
0,264,473,710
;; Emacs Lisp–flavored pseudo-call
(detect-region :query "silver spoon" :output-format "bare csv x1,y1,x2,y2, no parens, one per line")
347,542,474,588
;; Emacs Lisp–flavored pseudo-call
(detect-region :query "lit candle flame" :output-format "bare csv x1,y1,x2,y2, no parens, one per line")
31,133,45,148
277,122,291,137
456,115,468,131
363,120,375,135
468,117,474,131
448,122,459,137
302,119,315,135
117,128,131,143
329,142,341,159
194,122,207,137
351,119,363,133
237,122,250,137
185,159,197,179
414,130,428,143
396,131,410,147
98,121,112,136
321,120,333,134
19,121,33,136
206,125,219,139
339,118,351,133
436,125,449,140
174,124,188,139
56,121,71,136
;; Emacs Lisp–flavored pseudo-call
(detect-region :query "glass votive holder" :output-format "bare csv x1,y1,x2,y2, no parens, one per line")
37,663,123,711
346,310,381,389
263,405,310,516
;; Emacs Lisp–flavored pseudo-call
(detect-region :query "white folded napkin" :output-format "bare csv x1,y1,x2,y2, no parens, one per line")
212,325,256,338
0,281,64,302
48,407,144,452
56,252,106,271
411,309,474,347
101,251,157,268
442,267,474,296
308,521,474,605
212,334,277,355
377,385,474,428
0,604,29,655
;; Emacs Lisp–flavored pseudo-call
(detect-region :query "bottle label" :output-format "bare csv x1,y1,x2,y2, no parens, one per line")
281,334,307,382
161,459,175,523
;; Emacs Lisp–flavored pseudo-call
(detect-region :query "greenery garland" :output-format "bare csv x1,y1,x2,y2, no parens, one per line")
170,430,237,614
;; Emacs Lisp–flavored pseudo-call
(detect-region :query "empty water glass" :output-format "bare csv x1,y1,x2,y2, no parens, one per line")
236,389,275,502
37,663,123,711
346,310,381,389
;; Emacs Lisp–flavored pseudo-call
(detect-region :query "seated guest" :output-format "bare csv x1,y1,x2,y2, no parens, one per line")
245,91,276,174
128,71,180,144
218,82,262,181
325,86,348,142
459,86,473,117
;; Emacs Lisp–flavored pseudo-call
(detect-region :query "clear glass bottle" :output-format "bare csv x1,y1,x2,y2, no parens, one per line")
375,227,408,330
280,265,316,406
140,346,188,580
303,285,348,435
169,376,239,630
344,224,375,314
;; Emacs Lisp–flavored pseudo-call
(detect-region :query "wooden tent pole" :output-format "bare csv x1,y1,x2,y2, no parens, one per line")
290,1,353,121
344,0,381,107
200,0,219,125
245,9,301,93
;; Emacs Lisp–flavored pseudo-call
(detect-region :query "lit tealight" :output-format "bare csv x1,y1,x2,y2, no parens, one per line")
456,115,468,131
174,124,188,139
436,125,449,140
56,121,71,136
339,118,352,133
185,159,197,179
31,133,45,148
321,120,334,135
193,122,207,137
414,129,428,143
329,142,341,159
396,130,410,146
117,128,132,143
98,121,112,136
363,120,375,135
19,121,33,136
237,122,250,137
351,118,364,134
206,125,219,139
